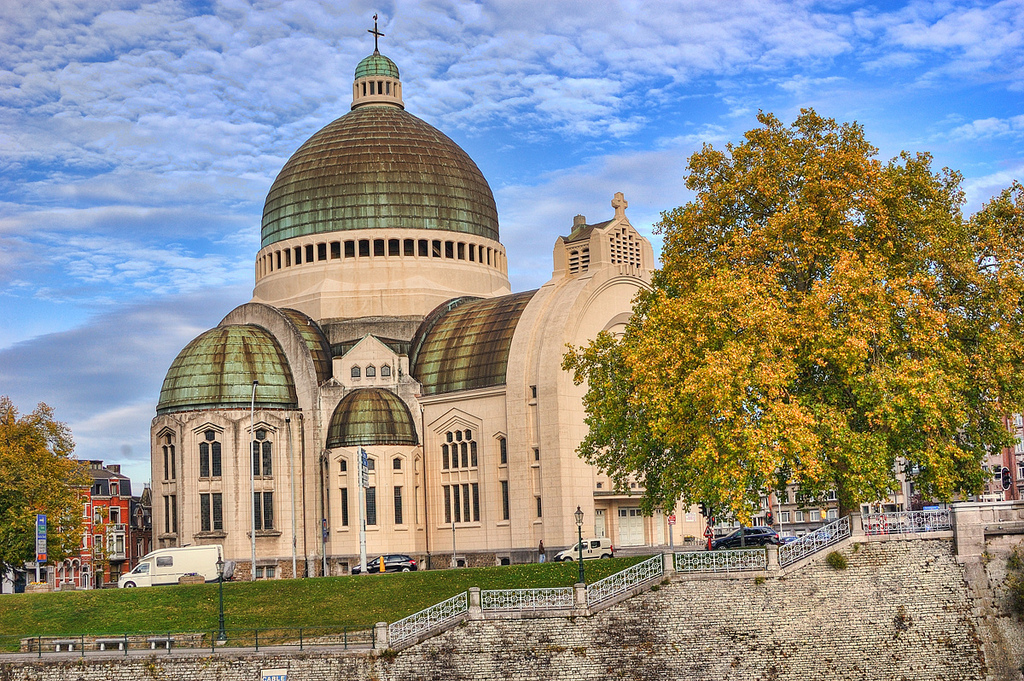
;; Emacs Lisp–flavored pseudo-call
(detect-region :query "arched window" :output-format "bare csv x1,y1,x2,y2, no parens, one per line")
199,429,222,478
351,366,361,378
340,459,348,472
252,429,272,477
381,365,391,377
393,457,402,470
366,365,376,377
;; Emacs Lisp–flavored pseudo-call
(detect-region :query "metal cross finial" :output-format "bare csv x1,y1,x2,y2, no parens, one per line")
368,14,385,53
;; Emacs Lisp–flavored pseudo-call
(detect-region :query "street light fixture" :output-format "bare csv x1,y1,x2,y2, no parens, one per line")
216,556,226,643
574,505,585,585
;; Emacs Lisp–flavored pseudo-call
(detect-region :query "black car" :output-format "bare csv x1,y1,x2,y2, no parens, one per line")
350,554,418,574
711,526,781,550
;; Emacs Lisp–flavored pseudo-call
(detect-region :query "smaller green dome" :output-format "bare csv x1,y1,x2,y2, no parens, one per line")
326,388,418,448
157,325,298,414
355,52,400,79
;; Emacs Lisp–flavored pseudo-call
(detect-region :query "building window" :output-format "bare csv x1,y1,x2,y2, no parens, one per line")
443,485,451,524
472,483,479,522
162,495,177,534
381,365,391,377
109,507,120,524
201,430,222,478
200,493,223,532
780,511,790,523
366,487,377,526
533,448,540,461
809,509,821,522
394,486,403,525
826,508,838,521
536,496,542,518
530,385,537,399
366,457,375,471
366,365,376,378
393,457,402,470
794,511,804,522
453,483,462,522
162,434,176,480
340,458,348,472
351,366,361,378
253,491,274,530
253,433,272,477
499,437,507,464
471,441,478,467
501,480,510,520
341,487,349,527
345,240,355,258
255,566,276,579
463,484,471,522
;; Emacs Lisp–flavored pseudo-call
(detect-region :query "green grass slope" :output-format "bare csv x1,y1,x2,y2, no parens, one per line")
0,557,645,648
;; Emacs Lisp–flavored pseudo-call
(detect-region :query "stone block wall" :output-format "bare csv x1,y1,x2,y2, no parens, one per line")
0,538,989,680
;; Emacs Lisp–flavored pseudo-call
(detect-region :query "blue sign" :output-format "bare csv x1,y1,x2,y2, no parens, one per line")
35,514,46,562
261,670,288,681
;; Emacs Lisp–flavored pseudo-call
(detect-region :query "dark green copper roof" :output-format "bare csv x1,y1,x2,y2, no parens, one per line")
326,388,418,448
261,106,499,248
157,325,298,414
410,291,536,396
355,52,400,79
280,308,333,384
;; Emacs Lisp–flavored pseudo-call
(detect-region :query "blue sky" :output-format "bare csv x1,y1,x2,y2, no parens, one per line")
1,0,1022,487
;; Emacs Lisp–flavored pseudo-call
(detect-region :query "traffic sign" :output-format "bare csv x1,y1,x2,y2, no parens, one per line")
667,514,676,525
322,518,329,543
703,525,714,538
35,514,46,562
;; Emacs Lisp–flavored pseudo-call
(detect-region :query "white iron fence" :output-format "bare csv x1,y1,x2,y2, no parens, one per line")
675,548,767,573
862,508,951,535
778,515,851,567
388,591,468,649
481,587,575,611
586,554,663,608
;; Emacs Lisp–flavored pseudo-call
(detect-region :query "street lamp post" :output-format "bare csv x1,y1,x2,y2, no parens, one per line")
249,380,258,582
574,506,585,585
216,556,226,642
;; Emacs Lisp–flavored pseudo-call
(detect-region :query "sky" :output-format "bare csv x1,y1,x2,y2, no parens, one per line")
1,0,1022,488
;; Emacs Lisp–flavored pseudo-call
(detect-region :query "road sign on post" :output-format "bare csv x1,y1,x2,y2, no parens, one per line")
704,524,714,551
360,448,370,488
35,514,46,562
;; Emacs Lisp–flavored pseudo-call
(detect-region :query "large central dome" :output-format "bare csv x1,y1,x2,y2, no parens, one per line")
260,104,499,249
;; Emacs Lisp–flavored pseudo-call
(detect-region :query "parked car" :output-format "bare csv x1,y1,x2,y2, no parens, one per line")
711,526,781,550
554,538,614,561
350,554,418,574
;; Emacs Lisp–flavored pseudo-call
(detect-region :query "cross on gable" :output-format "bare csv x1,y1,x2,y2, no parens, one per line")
611,192,628,219
368,14,385,53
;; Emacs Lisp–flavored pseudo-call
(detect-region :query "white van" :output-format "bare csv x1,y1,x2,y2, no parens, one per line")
554,538,614,562
118,545,229,588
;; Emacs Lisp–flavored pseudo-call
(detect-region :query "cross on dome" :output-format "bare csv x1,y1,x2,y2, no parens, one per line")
368,14,385,54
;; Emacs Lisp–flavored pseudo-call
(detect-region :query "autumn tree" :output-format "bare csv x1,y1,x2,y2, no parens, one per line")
564,110,1024,520
0,396,88,572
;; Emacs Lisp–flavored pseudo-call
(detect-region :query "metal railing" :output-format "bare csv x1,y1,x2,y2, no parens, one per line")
862,508,951,535
481,587,574,611
388,591,468,649
675,548,767,573
4,626,371,657
779,515,851,567
586,554,663,608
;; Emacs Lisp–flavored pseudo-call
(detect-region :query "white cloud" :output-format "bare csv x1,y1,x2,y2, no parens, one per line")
951,115,1024,141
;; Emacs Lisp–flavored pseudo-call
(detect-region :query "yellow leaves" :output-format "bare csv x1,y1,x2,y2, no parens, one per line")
566,110,1024,520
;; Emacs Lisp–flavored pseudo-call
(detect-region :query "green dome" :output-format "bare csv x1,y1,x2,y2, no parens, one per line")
355,52,399,79
411,291,536,396
326,388,418,448
157,326,298,414
261,106,499,248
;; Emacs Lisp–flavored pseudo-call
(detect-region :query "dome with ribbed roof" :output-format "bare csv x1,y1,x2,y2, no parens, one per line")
355,52,399,79
326,388,419,448
260,52,499,249
157,325,298,414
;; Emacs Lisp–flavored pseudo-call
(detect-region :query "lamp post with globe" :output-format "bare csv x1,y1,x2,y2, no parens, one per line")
216,557,226,643
574,506,585,584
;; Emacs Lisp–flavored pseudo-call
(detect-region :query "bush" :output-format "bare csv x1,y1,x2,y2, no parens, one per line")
825,551,848,570
1006,546,1024,616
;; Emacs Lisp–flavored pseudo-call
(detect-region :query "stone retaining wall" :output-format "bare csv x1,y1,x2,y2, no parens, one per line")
0,539,990,680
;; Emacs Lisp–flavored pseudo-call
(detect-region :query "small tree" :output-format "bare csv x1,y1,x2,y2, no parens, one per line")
0,397,88,572
564,110,1024,520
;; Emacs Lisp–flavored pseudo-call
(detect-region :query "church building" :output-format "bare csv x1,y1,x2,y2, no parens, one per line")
151,37,692,578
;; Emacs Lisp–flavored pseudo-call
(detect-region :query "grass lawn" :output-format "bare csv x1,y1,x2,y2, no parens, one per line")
0,556,646,649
